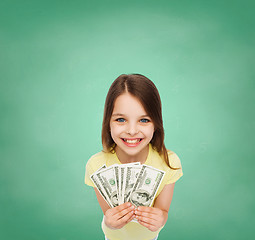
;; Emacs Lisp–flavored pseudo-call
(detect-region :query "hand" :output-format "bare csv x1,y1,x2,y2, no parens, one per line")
104,202,135,229
134,206,168,232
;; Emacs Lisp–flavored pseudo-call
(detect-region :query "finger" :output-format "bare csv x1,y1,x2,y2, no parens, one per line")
115,205,135,220
137,218,158,232
135,207,162,221
111,202,133,216
136,206,158,213
117,209,135,226
126,212,136,224
135,214,157,226
135,209,157,221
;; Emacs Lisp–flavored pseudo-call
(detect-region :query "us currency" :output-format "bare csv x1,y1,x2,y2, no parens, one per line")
119,163,141,204
129,165,165,207
123,164,142,203
90,164,108,204
113,165,121,205
95,166,119,207
118,165,126,204
96,164,107,172
90,171,113,208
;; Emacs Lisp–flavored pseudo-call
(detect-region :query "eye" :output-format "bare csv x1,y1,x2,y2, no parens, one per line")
140,118,150,123
116,118,126,122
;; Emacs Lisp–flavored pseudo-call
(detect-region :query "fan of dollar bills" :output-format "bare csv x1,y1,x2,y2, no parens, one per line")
90,163,165,208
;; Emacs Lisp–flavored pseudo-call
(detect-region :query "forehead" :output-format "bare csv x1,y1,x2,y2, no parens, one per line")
112,92,147,115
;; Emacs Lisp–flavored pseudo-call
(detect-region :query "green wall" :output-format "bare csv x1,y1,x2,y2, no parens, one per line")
1,0,254,239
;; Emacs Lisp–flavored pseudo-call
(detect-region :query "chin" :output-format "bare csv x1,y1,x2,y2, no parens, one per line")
122,144,148,154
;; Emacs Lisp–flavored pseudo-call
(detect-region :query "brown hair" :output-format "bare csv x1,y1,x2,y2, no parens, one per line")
102,74,177,170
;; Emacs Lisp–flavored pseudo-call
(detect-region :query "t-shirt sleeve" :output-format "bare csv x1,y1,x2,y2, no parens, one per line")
84,159,96,188
165,151,183,184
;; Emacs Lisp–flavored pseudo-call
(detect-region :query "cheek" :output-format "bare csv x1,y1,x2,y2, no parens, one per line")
110,123,123,137
145,126,155,138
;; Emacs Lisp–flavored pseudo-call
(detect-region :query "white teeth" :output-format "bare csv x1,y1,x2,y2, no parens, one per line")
124,139,140,144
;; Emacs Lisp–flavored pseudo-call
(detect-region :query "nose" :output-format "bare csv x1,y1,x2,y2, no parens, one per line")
126,122,139,135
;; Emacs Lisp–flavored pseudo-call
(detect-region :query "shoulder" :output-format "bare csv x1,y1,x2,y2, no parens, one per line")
85,150,109,187
167,149,182,169
149,146,168,171
86,151,107,171
149,146,182,170
163,149,183,184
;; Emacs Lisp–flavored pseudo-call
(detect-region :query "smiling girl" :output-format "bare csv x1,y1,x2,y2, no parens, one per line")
85,74,183,240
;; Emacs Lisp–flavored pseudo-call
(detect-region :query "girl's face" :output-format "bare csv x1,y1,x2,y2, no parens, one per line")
110,92,154,163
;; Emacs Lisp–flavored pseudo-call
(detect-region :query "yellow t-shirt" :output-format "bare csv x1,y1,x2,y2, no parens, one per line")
85,144,183,240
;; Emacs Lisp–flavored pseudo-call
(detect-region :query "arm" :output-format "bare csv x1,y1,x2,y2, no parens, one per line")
134,183,175,232
94,188,110,214
94,188,135,229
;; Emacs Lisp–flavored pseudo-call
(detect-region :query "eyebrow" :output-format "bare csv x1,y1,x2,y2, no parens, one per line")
111,113,150,118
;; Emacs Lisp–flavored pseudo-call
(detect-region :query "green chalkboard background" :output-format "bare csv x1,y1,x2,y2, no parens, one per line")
1,0,254,239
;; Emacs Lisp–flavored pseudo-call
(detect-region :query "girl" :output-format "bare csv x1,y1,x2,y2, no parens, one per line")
85,74,183,240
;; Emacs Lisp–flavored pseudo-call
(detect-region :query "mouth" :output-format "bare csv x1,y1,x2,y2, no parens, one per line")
121,138,143,146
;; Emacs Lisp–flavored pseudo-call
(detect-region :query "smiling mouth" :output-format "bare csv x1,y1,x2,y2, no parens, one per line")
122,138,142,144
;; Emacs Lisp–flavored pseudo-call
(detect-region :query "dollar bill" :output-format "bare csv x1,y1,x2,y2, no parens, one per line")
90,163,164,209
113,165,121,205
120,163,141,204
129,165,165,207
95,166,119,207
96,164,107,172
90,172,113,208
124,164,142,203
118,165,126,204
